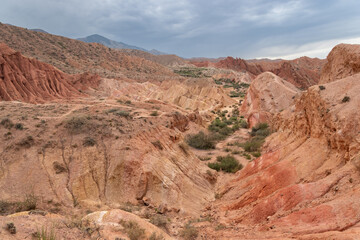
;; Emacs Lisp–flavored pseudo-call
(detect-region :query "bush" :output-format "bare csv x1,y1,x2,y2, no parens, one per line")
64,115,90,134
149,232,165,240
83,137,96,147
319,85,326,90
342,96,350,103
1,118,14,129
150,111,159,116
250,123,270,137
186,131,216,150
180,223,198,240
121,221,145,240
241,138,264,152
208,155,242,173
150,215,168,228
14,123,24,130
17,136,34,148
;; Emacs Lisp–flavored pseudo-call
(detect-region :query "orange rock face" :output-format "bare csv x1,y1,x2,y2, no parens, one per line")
240,72,300,127
0,43,100,103
320,43,360,84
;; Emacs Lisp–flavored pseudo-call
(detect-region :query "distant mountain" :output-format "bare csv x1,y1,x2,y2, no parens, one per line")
30,28,48,33
149,49,167,55
77,34,166,55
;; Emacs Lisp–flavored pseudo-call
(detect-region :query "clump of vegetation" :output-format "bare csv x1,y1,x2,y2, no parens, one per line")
34,227,57,240
250,123,270,137
121,221,145,240
106,108,131,118
174,67,208,78
1,194,38,215
14,123,24,130
180,223,198,240
319,85,326,90
150,215,168,229
150,111,159,116
208,155,242,173
187,109,247,150
64,115,91,134
83,137,96,147
186,131,216,150
1,118,14,129
152,140,163,150
239,123,271,157
6,222,16,234
53,162,67,174
342,96,350,103
17,135,34,148
149,232,165,240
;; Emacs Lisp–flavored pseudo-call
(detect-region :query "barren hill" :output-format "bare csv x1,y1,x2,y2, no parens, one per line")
192,56,326,89
0,23,176,81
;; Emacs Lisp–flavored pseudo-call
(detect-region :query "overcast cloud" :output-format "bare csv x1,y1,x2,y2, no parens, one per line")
1,0,360,59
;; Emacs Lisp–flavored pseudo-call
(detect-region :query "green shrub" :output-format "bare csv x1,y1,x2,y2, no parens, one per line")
251,152,261,158
180,223,198,240
241,138,264,152
186,131,216,150
250,123,270,137
208,155,242,173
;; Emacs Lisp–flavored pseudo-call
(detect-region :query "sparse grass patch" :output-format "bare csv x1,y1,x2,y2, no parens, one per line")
1,118,14,129
208,155,242,173
34,227,57,240
149,232,165,240
180,223,198,240
120,220,145,240
64,115,91,134
150,215,168,229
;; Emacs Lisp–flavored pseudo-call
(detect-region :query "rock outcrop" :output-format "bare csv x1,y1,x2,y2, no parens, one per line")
241,72,300,127
0,43,100,103
206,46,360,238
192,56,326,89
320,43,360,84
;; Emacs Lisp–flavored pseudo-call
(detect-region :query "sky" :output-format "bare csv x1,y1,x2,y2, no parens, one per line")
1,0,360,59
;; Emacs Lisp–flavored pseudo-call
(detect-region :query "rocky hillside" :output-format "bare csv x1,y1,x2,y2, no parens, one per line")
192,56,326,89
320,43,360,84
241,72,300,127
0,43,100,103
200,44,360,239
0,23,176,81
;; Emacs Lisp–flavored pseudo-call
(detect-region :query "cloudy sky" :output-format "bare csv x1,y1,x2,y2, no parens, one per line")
1,0,360,59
